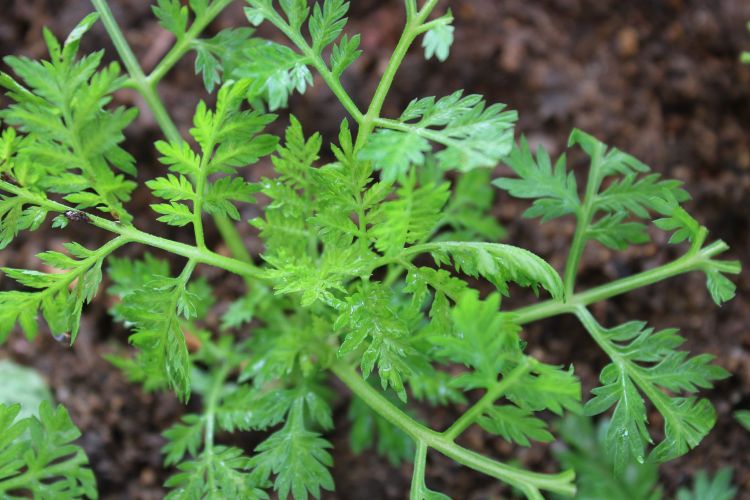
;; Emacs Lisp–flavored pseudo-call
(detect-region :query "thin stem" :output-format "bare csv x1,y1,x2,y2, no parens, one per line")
562,142,604,298
405,0,418,22
91,0,181,143
147,0,234,86
214,215,253,263
512,239,730,325
202,361,232,493
331,362,576,497
1,180,264,280
91,0,254,267
354,3,439,151
250,3,363,122
443,359,530,441
409,440,428,499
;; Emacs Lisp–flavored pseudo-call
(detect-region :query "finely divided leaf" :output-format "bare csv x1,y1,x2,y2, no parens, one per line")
581,314,729,471
116,275,195,402
249,403,334,500
0,401,97,499
477,405,554,447
422,17,455,62
493,137,579,222
362,91,517,178
417,241,564,300
1,15,137,222
370,172,450,254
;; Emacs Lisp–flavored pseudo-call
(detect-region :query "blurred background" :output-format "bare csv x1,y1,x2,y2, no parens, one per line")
1,0,749,498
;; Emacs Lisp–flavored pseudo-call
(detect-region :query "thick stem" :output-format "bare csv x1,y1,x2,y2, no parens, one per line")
331,362,576,497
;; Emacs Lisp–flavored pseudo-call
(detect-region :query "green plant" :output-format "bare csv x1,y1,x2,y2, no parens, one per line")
554,415,737,500
0,1,741,498
0,401,96,498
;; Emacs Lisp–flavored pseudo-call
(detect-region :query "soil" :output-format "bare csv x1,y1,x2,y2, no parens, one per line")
1,0,749,498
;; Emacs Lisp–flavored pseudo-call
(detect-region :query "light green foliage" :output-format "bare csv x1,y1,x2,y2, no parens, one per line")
554,415,663,500
0,2,742,499
0,240,115,344
432,292,580,446
107,254,216,403
249,401,334,500
362,91,518,181
496,130,689,249
0,360,53,420
434,169,506,242
676,468,736,500
370,171,450,254
494,136,579,222
742,22,750,63
149,79,276,228
241,0,361,108
115,273,195,402
580,313,729,471
422,15,454,62
0,401,97,499
160,338,272,499
556,416,740,500
0,13,137,223
421,241,564,299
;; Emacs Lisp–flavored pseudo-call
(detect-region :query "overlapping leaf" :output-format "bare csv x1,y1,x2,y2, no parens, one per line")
417,241,564,299
0,402,96,499
361,91,518,180
580,313,729,472
150,80,276,228
0,242,108,343
113,272,198,402
0,13,137,222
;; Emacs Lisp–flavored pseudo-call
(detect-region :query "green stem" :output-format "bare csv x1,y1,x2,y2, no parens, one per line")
512,239,729,325
147,0,234,86
214,214,253,263
409,440,428,499
0,451,89,493
91,0,181,143
91,0,254,267
202,361,232,493
354,2,439,151
573,305,692,441
331,362,576,497
1,181,264,280
251,3,363,122
442,359,530,441
562,142,604,298
405,0,418,22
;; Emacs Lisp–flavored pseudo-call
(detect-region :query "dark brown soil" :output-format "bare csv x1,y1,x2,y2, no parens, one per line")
1,0,749,498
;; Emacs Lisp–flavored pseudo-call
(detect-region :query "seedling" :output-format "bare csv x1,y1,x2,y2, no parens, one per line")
0,1,741,498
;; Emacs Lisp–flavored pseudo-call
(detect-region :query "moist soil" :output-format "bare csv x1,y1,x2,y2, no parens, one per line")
1,0,749,498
